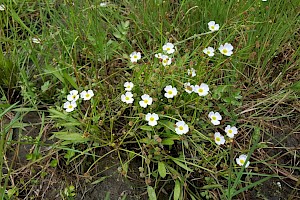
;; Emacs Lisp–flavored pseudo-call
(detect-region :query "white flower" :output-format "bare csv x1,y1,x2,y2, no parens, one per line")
121,92,134,104
184,82,194,94
208,111,222,125
130,51,141,63
0,4,5,11
67,90,79,101
32,37,41,44
208,21,220,32
100,2,108,7
164,85,177,99
194,83,209,96
187,68,196,77
161,55,172,66
124,82,134,91
225,125,238,138
155,53,162,58
175,121,189,135
80,90,94,100
63,101,77,112
145,113,159,126
203,47,215,57
162,43,175,54
214,132,225,145
139,94,153,108
219,43,234,56
236,154,250,168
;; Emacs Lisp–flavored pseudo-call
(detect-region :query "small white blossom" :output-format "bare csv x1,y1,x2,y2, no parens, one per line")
225,125,238,138
219,43,234,56
32,37,41,44
145,113,159,126
139,94,153,108
0,4,5,11
236,154,250,168
187,68,196,77
164,85,177,99
155,53,163,58
80,90,94,100
67,90,79,102
63,101,77,112
208,21,220,32
121,92,134,104
161,55,172,66
130,51,141,63
175,121,189,135
100,2,109,7
124,82,134,91
203,47,215,57
162,43,175,54
194,83,209,96
214,132,225,145
208,111,222,125
184,82,194,94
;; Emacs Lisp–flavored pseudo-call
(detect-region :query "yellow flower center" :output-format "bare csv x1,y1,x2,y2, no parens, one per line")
240,159,245,164
168,91,173,95
228,130,233,134
179,126,183,131
186,86,192,91
72,95,76,99
150,117,155,121
68,105,73,109
133,55,138,59
86,94,90,98
198,88,203,93
216,137,220,142
207,51,211,54
127,85,131,88
163,59,167,63
166,47,170,51
222,49,228,54
144,99,148,103
212,116,217,120
125,97,130,100
211,26,215,30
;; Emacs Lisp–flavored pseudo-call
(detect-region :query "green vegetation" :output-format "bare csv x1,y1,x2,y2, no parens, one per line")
0,0,299,199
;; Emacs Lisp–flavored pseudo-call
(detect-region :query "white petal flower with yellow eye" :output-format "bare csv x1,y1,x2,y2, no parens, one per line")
124,82,134,91
63,101,77,112
145,113,159,126
0,4,5,11
225,125,238,138
130,51,141,63
162,43,175,54
139,94,153,108
208,111,222,125
187,68,196,77
194,83,209,96
236,154,250,168
164,85,177,99
67,90,79,102
175,121,189,135
80,90,94,100
219,43,234,56
208,21,220,32
203,47,215,57
161,55,172,66
184,82,194,94
121,92,134,104
214,132,225,145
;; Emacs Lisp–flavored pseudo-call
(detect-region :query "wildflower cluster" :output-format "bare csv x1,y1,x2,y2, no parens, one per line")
63,89,94,112
121,21,250,169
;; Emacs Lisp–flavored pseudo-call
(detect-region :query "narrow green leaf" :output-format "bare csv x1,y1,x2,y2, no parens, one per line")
140,125,153,131
91,176,107,185
147,186,157,200
171,158,194,172
158,162,167,178
53,132,89,143
63,72,78,89
174,180,181,200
